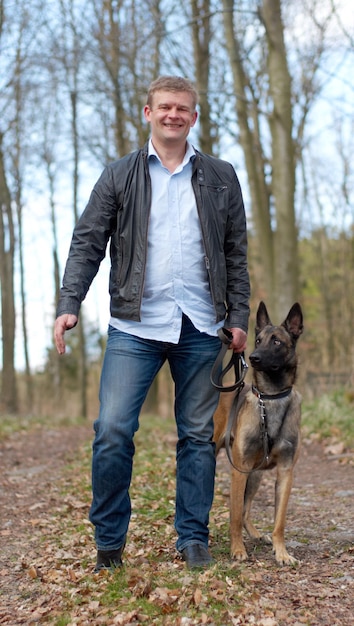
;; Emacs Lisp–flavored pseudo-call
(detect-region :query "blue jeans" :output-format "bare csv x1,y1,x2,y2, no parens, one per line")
89,315,221,552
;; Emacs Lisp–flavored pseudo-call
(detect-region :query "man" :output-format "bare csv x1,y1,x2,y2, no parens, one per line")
54,76,250,571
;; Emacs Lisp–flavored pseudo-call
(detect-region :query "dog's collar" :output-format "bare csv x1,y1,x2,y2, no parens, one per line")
252,385,292,401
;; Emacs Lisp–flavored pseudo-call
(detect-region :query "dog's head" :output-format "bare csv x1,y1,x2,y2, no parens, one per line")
249,301,303,374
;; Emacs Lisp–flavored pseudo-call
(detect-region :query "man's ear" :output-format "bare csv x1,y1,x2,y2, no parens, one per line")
143,105,152,122
190,110,198,127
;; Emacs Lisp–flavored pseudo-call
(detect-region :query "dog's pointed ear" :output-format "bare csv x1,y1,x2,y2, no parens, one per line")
255,301,271,334
283,302,304,341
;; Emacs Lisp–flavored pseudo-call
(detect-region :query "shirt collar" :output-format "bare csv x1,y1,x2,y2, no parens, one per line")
148,138,195,167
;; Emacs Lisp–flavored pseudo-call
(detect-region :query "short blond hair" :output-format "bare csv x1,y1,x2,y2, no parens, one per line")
147,76,199,110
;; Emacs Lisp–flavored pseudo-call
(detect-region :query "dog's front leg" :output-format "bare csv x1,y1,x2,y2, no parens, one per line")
272,466,298,565
230,469,248,561
243,471,264,540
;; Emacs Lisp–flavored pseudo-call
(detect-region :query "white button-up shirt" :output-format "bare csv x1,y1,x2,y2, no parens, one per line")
109,140,223,341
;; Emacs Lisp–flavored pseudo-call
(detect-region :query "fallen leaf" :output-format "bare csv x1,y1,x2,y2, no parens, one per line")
193,587,202,606
324,441,344,455
28,565,39,579
88,600,100,611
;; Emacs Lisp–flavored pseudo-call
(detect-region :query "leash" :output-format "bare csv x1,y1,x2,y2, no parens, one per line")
210,327,248,392
211,327,249,471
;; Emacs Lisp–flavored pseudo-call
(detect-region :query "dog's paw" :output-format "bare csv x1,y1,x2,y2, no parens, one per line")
244,520,262,540
230,546,248,561
274,548,299,566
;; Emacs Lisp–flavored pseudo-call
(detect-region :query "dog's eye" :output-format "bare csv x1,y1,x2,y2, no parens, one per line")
274,339,281,346
255,338,261,345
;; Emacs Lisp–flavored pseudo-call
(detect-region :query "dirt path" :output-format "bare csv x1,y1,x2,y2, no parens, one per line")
0,423,93,622
0,424,354,624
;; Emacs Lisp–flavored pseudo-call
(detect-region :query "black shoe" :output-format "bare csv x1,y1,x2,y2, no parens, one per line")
94,545,125,572
181,544,214,569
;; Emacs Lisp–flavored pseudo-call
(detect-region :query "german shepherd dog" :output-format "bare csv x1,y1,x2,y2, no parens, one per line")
213,301,304,565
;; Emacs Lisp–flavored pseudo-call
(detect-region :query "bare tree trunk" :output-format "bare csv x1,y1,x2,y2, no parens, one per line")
70,88,88,419
127,0,162,148
190,0,214,154
93,0,131,156
43,147,62,406
0,134,17,413
13,43,33,410
222,0,275,304
261,0,299,317
55,0,88,418
16,189,33,408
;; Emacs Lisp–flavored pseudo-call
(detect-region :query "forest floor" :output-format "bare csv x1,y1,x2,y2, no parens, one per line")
0,419,354,625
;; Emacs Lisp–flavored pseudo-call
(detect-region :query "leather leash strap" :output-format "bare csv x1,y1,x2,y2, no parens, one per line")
210,327,248,392
223,382,250,471
211,327,250,471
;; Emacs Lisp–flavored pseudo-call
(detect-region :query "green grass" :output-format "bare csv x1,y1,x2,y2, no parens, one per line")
301,389,354,448
0,412,86,441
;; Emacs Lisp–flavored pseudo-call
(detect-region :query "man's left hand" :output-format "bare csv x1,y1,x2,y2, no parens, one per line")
228,328,247,353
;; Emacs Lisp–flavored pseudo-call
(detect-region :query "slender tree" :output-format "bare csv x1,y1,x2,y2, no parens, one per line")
0,134,17,412
190,0,214,154
0,1,17,412
261,0,298,316
13,18,34,409
56,0,88,417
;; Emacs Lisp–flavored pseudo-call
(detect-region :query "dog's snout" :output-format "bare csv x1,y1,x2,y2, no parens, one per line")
249,353,260,364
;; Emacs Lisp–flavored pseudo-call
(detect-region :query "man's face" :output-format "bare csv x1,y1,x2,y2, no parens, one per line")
144,90,198,146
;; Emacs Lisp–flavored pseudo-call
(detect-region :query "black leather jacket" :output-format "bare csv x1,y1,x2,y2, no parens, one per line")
57,143,250,331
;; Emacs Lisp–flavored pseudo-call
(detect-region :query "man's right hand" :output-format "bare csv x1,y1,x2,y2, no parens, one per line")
54,314,78,355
